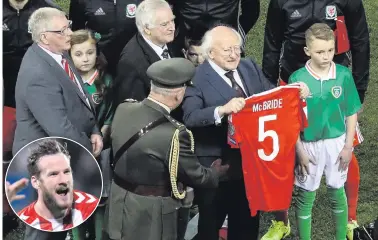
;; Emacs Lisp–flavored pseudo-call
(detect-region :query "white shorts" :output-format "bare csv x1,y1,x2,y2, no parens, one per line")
295,134,348,191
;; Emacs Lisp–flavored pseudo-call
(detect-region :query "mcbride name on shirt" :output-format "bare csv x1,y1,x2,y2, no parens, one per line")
252,99,283,112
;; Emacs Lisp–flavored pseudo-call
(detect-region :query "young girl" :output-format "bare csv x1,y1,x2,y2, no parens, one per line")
70,29,114,240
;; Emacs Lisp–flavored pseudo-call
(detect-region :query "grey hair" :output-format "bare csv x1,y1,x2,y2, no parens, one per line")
201,27,243,59
135,0,171,34
150,81,183,96
28,7,66,43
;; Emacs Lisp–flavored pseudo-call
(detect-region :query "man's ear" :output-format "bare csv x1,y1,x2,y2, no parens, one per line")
208,49,215,60
30,176,39,190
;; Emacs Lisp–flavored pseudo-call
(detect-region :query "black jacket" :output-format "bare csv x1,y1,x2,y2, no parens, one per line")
3,0,58,107
69,0,143,76
113,33,179,107
262,0,370,102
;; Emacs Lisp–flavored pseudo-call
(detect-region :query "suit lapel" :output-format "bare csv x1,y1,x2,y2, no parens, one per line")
32,44,93,112
202,61,236,101
136,33,161,65
237,66,253,97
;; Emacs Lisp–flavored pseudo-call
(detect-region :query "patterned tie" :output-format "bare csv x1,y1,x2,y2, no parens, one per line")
161,49,170,59
61,57,89,107
224,71,247,98
61,58,79,88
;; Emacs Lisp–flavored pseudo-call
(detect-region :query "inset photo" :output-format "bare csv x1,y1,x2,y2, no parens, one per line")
5,137,103,232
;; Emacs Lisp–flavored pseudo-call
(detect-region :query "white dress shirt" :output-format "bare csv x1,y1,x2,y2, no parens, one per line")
142,35,170,60
207,60,247,124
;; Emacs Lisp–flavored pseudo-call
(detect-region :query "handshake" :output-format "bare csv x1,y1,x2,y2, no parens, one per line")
210,158,229,178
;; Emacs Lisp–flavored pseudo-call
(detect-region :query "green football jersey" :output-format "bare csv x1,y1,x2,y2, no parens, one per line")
289,61,361,141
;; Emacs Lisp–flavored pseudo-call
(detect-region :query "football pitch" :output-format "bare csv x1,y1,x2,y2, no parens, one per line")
6,0,378,239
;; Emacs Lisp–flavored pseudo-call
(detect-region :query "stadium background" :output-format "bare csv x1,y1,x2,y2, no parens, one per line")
5,0,378,239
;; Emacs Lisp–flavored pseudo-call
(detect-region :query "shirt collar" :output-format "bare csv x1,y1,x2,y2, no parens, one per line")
142,34,168,57
38,44,63,64
83,70,99,85
208,59,232,76
305,60,336,81
147,97,171,113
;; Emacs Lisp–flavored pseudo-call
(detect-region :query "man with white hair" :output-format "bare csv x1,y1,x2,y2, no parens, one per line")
13,7,103,240
104,58,229,240
182,25,309,240
113,0,180,108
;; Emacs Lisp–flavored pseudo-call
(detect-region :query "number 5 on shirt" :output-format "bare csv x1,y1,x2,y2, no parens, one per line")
258,115,279,161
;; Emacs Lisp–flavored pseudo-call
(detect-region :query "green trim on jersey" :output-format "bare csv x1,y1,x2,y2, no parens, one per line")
289,63,361,141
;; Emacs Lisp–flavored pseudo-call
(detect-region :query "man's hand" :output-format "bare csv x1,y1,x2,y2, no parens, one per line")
91,134,103,157
218,98,246,117
5,178,29,203
336,146,353,172
297,82,311,99
210,159,230,178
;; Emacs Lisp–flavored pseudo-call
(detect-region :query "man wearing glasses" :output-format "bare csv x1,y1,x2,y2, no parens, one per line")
13,7,103,240
112,0,181,108
3,0,59,110
180,25,272,240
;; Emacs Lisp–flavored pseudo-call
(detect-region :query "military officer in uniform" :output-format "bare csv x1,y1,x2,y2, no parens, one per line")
103,58,229,240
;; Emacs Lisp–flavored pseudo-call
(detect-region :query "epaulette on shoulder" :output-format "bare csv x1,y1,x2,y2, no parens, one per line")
165,115,186,131
122,98,138,103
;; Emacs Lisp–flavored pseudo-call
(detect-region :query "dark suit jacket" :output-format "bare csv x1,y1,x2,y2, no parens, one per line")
113,32,180,107
13,43,100,154
111,98,219,188
182,59,274,178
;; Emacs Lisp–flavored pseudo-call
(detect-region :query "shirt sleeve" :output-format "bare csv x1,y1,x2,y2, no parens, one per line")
344,70,362,117
214,107,223,125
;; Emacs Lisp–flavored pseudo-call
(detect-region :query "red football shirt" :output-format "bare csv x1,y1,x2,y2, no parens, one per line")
18,190,99,231
228,86,306,216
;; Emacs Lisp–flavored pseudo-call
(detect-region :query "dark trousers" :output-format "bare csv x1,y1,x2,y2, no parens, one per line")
177,207,191,240
195,179,260,240
23,226,67,240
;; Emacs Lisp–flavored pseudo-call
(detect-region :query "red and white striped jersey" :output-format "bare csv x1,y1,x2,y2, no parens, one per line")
18,190,99,231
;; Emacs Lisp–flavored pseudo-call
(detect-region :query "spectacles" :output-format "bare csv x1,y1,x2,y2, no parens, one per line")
44,20,72,36
219,46,242,56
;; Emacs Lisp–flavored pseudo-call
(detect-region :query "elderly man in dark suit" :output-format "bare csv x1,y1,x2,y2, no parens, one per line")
182,25,269,240
13,7,103,240
182,25,309,240
104,58,229,240
113,0,180,107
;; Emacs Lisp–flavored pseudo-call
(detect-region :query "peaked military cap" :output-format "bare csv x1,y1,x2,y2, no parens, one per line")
147,58,195,89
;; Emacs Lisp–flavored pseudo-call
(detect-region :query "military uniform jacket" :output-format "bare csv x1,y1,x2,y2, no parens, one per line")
106,98,219,240
111,98,219,188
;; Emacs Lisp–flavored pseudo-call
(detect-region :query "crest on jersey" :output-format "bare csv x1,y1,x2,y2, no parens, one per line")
325,5,337,19
92,93,103,105
331,86,342,98
126,4,137,18
296,173,307,184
